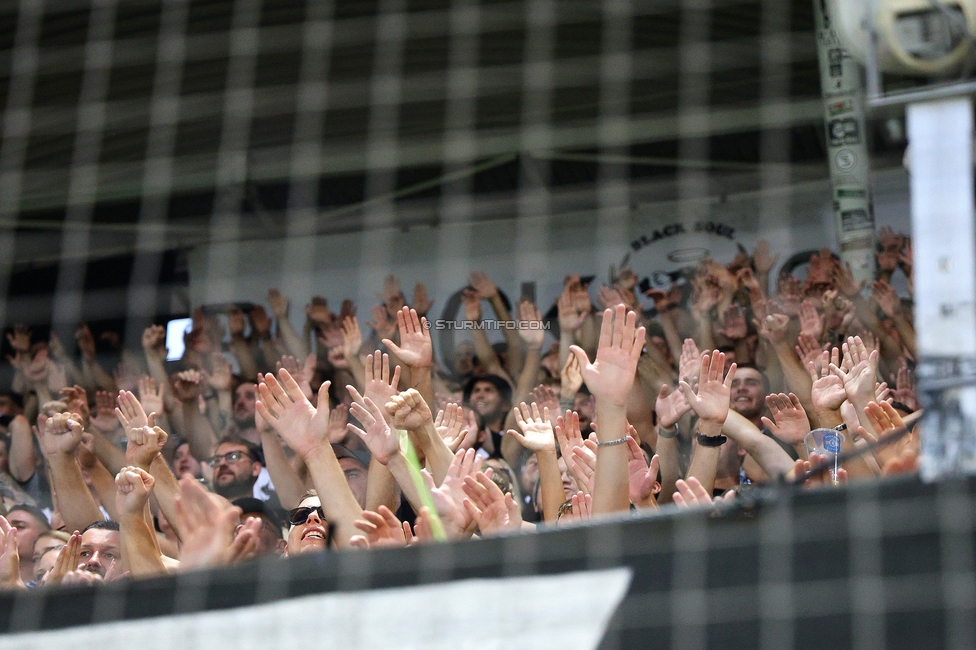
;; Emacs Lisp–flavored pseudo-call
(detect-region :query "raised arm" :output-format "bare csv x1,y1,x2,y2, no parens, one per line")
116,390,186,542
679,350,737,496
500,301,546,467
7,415,36,483
653,383,691,504
462,288,513,385
40,413,104,532
115,466,166,577
383,306,435,407
506,402,562,523
569,305,645,515
256,371,362,549
471,272,524,378
171,370,218,461
267,289,309,358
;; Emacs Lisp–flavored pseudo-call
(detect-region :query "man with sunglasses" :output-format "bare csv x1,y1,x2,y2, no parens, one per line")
207,439,263,501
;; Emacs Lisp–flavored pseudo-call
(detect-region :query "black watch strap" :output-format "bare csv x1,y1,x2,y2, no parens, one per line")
696,433,727,447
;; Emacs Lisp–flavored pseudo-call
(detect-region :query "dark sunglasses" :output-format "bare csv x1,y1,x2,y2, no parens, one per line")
288,505,326,527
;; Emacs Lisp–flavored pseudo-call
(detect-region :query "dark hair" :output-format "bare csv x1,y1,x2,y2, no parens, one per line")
216,436,264,465
734,363,770,395
0,392,24,410
462,374,513,406
82,520,120,533
9,504,50,530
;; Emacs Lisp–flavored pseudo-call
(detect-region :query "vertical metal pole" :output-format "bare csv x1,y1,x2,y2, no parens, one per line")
813,0,876,283
908,97,976,480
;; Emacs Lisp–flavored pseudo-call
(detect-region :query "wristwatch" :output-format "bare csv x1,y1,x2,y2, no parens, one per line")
696,433,727,447
658,423,679,439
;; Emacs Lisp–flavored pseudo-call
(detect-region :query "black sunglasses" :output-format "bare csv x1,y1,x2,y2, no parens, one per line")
288,505,326,527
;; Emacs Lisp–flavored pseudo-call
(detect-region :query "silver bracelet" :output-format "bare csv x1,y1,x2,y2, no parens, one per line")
597,436,630,448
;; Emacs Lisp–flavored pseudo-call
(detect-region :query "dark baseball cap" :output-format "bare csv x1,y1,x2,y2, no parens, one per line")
332,444,370,469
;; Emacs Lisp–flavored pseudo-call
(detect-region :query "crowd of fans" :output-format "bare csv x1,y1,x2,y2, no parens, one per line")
0,226,919,587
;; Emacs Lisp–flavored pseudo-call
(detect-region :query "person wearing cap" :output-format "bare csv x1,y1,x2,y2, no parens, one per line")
332,444,369,509
231,497,286,557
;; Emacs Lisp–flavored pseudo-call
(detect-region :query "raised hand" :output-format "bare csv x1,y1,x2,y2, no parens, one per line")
469,271,498,300
569,438,598,495
678,338,701,387
626,434,659,507
894,360,918,411
678,350,736,431
363,352,402,412
530,384,560,419
870,279,902,318
40,412,85,457
385,387,433,431
174,475,258,569
673,477,714,509
795,333,823,370
798,299,824,340
115,466,155,516
368,303,398,340
517,301,545,349
207,354,233,392
137,376,164,418
91,390,120,434
44,532,82,586
422,448,482,537
75,323,96,360
61,385,90,424
327,403,349,444
267,288,289,319
171,369,205,403
569,305,645,407
382,306,431,368
277,354,315,400
346,386,400,464
6,325,31,355
761,393,811,445
808,348,846,415
716,304,748,341
350,506,410,549
560,353,584,397
830,336,879,406
256,369,331,459
597,285,627,311
557,287,587,333
462,471,522,536
507,402,556,453
755,313,789,345
753,239,779,275
554,410,585,465
461,289,482,322
341,316,363,362
305,296,333,327
412,282,433,317
125,424,168,470
655,384,691,430
0,517,23,589
834,261,866,297
116,390,152,435
434,403,476,452
563,491,592,522
249,306,272,337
